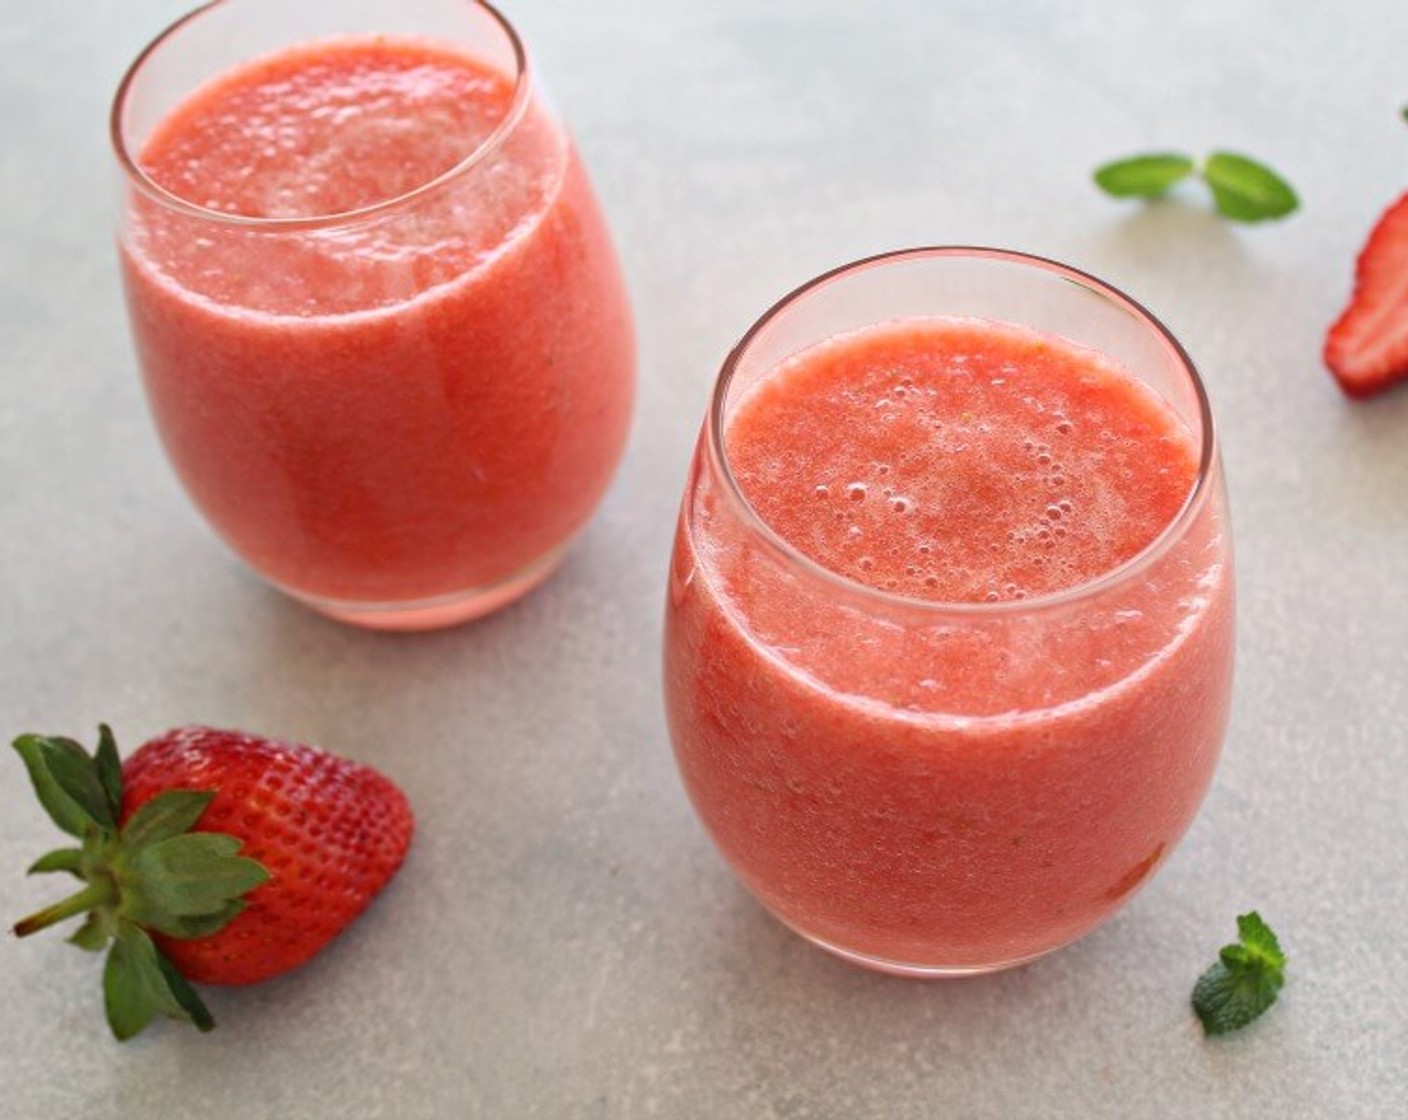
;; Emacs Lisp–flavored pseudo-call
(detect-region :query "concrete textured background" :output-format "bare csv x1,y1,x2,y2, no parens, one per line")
2,1,1406,1116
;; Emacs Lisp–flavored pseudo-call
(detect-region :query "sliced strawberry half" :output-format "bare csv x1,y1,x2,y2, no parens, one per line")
1324,191,1408,398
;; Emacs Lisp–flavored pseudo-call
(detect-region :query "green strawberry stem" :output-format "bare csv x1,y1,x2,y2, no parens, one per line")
14,881,114,938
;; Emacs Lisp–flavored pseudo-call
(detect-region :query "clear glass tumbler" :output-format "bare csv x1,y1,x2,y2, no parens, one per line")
663,248,1235,976
112,0,635,630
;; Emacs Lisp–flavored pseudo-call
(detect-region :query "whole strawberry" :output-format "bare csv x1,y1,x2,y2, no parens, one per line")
11,725,413,1039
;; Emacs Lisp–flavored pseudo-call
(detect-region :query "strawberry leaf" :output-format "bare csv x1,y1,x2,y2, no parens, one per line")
101,924,215,1040
126,833,269,921
150,900,248,941
1201,152,1299,222
155,948,215,1033
44,737,117,831
95,724,123,822
12,735,110,837
69,912,112,952
104,923,192,1040
27,848,84,876
121,790,215,851
103,952,157,1040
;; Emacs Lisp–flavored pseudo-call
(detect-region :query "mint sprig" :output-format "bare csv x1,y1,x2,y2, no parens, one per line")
1192,911,1286,1035
12,728,269,1040
1093,150,1299,222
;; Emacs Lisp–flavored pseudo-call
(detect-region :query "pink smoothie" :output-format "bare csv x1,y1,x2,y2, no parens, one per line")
665,317,1234,969
121,38,634,620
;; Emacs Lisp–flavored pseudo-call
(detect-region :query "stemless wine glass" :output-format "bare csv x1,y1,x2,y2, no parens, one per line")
111,0,635,630
663,248,1235,976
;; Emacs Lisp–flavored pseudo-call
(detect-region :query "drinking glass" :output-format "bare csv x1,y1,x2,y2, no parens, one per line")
663,248,1235,975
112,0,635,629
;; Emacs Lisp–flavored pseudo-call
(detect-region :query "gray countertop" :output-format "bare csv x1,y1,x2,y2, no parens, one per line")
3,1,1407,1116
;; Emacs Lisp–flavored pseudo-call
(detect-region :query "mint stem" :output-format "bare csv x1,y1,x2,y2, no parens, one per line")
13,882,111,938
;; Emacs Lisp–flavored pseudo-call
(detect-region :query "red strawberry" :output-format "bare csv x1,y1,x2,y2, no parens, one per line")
11,725,412,1039
121,727,414,985
1324,190,1408,398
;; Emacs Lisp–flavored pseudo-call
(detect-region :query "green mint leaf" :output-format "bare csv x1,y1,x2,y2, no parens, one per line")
26,848,85,877
1192,910,1286,1035
94,725,123,822
12,735,111,837
1193,962,1281,1035
1093,152,1196,198
121,790,215,851
1235,911,1285,968
1201,151,1299,222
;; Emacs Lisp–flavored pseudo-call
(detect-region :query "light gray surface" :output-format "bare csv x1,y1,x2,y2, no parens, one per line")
3,1,1407,1116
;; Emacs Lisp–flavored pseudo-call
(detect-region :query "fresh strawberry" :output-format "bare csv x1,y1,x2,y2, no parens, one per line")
1324,190,1408,398
121,727,414,986
11,725,412,1039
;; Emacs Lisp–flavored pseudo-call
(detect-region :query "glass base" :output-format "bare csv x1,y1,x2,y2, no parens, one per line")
787,921,1050,978
285,546,567,632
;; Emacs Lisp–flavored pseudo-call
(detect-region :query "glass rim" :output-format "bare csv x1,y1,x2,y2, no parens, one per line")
109,0,533,233
705,245,1219,618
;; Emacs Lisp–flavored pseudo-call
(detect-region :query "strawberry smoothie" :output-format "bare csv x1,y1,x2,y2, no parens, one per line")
665,311,1234,972
118,33,634,627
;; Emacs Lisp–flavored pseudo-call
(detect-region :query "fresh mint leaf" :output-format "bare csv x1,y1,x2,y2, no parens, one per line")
1192,910,1286,1035
1232,911,1284,967
1202,151,1299,222
1093,148,1299,223
1093,153,1196,198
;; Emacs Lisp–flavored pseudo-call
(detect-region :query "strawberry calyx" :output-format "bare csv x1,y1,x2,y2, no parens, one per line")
11,727,269,1040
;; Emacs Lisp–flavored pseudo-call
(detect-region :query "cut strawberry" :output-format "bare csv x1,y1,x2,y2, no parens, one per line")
1324,191,1408,398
